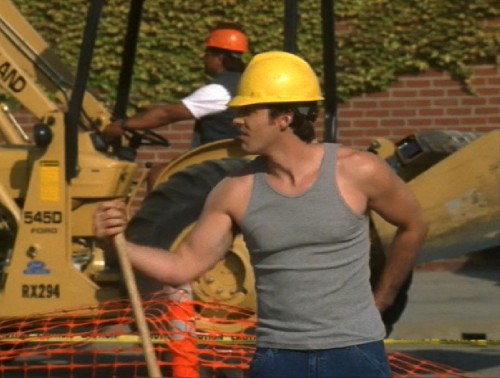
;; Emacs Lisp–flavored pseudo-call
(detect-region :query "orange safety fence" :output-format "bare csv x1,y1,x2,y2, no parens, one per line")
0,289,474,378
388,352,471,378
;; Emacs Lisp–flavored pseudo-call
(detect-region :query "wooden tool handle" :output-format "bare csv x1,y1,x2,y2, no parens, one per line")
114,233,163,378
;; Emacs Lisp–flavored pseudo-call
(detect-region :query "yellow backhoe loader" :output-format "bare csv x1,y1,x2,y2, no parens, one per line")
0,0,255,325
0,0,137,317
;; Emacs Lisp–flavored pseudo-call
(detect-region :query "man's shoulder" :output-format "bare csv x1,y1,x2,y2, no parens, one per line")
212,71,242,83
207,161,255,219
337,144,379,163
211,157,261,197
336,145,389,180
222,159,259,187
211,71,242,95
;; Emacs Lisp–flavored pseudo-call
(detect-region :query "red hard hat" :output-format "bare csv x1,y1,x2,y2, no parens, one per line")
205,29,248,53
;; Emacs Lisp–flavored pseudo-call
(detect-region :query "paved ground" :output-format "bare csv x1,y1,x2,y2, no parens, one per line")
385,252,500,377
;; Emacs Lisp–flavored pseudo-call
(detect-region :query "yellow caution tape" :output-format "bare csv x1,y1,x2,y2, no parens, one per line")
0,333,498,347
384,338,498,347
0,333,256,345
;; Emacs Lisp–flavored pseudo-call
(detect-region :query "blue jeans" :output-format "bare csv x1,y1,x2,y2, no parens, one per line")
247,341,391,378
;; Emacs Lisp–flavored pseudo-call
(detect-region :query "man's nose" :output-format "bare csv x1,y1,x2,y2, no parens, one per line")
232,117,243,127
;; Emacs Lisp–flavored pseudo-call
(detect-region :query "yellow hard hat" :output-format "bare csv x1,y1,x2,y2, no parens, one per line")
228,51,323,107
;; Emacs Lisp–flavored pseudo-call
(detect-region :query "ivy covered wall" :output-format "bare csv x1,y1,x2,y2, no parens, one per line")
9,0,499,113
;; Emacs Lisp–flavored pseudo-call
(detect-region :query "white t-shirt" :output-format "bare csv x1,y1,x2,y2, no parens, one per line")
181,83,231,119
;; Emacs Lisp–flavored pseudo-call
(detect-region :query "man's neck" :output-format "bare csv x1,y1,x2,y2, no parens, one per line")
265,141,323,183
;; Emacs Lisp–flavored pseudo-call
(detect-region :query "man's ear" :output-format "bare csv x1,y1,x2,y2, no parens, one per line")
216,53,225,66
278,112,293,131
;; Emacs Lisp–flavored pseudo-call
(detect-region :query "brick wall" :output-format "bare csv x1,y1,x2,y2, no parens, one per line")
7,64,499,208
335,65,499,148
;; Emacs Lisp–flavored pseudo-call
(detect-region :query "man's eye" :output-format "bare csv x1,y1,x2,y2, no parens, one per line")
238,106,263,117
238,108,253,117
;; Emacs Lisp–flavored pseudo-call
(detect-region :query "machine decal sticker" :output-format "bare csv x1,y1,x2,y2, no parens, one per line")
23,260,50,275
21,284,61,299
40,161,60,202
24,211,63,224
0,59,27,93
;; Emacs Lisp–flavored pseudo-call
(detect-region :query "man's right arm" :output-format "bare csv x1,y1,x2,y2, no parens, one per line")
103,102,193,141
93,178,237,286
102,82,230,141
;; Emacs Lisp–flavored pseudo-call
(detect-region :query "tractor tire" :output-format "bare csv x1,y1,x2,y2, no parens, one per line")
126,157,250,249
125,157,252,298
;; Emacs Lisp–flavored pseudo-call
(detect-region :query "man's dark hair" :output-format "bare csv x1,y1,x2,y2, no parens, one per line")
268,102,318,143
206,47,246,72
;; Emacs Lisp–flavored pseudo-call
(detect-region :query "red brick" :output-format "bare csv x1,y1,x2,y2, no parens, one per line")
433,78,459,88
352,119,379,127
475,107,499,115
461,98,487,106
403,79,432,88
446,108,472,116
472,66,498,76
339,110,365,118
433,99,459,106
405,100,432,107
469,78,487,86
338,102,352,110
407,118,434,127
366,92,390,98
487,77,500,86
391,109,417,117
419,108,445,116
365,110,391,117
337,119,352,129
339,129,365,138
474,87,500,96
435,118,461,126
390,89,418,97
379,100,407,108
446,88,468,97
419,89,446,97
476,126,498,133
365,129,392,138
380,119,405,128
350,100,379,109
460,117,487,125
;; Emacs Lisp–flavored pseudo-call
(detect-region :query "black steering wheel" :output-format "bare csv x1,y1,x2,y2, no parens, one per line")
122,127,170,148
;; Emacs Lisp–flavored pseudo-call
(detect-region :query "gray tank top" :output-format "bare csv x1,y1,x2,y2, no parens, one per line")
240,143,386,349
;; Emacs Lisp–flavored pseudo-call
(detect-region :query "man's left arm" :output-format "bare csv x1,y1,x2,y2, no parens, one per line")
364,156,428,312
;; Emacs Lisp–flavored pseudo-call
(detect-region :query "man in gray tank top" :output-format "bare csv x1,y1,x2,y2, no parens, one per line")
94,51,428,377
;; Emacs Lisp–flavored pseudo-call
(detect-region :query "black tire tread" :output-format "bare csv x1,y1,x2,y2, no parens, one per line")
125,158,250,249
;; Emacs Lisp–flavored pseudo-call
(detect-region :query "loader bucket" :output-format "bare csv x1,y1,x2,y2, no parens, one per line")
372,130,500,263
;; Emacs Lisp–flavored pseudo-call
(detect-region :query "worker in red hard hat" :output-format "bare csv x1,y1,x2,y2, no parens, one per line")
103,23,249,148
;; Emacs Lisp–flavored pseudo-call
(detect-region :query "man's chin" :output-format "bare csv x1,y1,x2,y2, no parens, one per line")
233,136,259,155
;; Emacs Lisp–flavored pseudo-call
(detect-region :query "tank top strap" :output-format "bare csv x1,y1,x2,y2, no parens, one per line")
252,145,338,195
252,156,268,184
314,143,337,190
